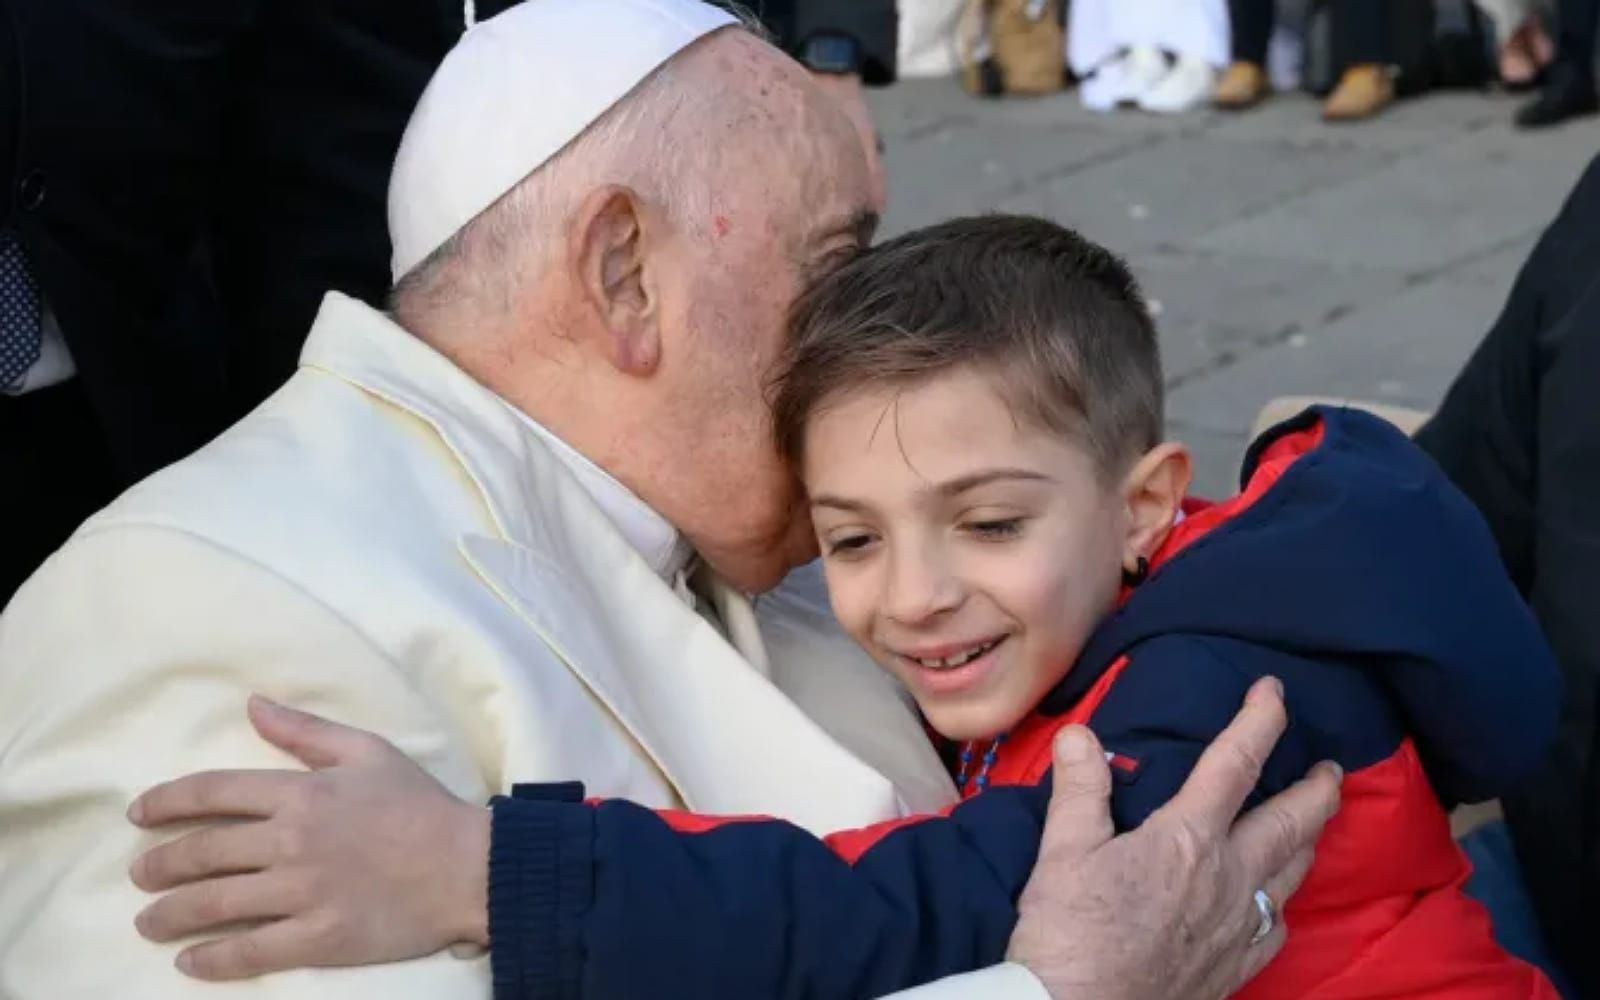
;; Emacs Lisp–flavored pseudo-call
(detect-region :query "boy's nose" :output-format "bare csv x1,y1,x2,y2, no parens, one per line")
883,545,963,625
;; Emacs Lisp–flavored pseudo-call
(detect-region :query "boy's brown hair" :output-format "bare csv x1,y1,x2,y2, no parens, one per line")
773,214,1163,478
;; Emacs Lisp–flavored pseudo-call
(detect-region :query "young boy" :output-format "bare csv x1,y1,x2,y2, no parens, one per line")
134,216,1562,998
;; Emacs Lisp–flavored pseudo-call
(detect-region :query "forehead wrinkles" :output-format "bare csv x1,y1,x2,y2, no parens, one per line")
791,117,849,206
697,84,816,215
696,31,813,135
697,31,861,208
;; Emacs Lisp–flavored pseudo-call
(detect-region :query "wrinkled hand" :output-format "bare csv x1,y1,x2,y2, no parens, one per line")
810,70,887,212
127,697,490,981
1007,678,1342,1000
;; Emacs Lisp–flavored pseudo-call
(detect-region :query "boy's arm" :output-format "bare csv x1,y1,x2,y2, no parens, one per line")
485,637,1316,1000
487,777,1051,999
121,648,1322,998
1082,638,1317,832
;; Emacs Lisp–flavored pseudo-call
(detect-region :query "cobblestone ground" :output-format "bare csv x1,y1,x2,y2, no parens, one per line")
867,80,1600,494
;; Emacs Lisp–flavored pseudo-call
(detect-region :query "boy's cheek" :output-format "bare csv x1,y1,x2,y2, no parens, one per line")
822,571,876,646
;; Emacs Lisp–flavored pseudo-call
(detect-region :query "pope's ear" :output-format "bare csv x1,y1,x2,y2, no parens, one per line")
567,184,661,376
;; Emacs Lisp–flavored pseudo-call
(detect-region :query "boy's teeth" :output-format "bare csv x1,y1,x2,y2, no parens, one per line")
915,639,998,670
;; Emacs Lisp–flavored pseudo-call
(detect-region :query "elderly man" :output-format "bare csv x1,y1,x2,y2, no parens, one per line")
0,3,1336,998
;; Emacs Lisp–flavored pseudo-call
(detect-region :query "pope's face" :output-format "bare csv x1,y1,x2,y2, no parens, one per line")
656,34,880,593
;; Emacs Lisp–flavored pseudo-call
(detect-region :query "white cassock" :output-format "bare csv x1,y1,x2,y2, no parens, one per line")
0,293,1049,999
1068,0,1232,77
898,0,967,77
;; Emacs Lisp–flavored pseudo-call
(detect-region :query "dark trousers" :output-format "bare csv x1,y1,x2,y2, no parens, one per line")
1228,0,1388,66
1554,0,1599,77
0,378,118,607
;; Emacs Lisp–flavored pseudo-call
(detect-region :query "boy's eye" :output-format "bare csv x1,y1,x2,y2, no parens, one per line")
825,533,877,557
965,518,1024,540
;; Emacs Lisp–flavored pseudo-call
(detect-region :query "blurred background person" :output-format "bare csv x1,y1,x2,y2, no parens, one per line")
1475,0,1557,88
1514,0,1598,125
1069,0,1231,114
1209,0,1452,120
1216,0,1400,120
0,0,524,607
1416,150,1600,999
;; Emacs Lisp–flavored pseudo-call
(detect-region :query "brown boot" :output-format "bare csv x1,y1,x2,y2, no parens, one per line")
1214,61,1269,110
1322,64,1394,122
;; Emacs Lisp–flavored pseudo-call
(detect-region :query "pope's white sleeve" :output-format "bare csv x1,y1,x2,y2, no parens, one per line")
0,524,490,1000
879,963,1052,999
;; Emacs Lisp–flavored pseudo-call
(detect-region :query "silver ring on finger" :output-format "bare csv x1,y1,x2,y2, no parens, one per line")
1249,889,1277,946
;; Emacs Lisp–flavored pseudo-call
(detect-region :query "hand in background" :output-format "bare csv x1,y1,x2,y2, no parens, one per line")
127,697,490,981
1008,678,1342,1000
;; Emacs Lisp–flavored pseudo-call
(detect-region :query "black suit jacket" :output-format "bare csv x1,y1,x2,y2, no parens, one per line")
0,0,518,482
1417,152,1600,998
0,0,893,484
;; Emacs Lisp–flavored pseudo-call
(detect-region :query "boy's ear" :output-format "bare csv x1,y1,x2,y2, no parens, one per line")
566,184,661,376
1121,443,1192,572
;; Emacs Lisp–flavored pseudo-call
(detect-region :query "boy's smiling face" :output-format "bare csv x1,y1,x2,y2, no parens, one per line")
804,368,1132,742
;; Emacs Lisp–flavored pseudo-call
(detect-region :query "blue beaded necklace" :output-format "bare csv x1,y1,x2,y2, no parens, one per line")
955,732,1010,795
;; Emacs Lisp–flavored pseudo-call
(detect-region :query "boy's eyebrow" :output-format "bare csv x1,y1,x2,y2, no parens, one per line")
935,468,1055,496
809,469,1053,512
810,494,871,513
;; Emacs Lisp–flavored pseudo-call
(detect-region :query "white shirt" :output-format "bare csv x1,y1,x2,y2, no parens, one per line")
509,405,695,586
4,303,76,396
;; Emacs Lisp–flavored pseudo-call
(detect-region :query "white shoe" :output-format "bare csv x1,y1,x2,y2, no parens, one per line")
1121,46,1171,103
1083,46,1170,111
1138,55,1217,114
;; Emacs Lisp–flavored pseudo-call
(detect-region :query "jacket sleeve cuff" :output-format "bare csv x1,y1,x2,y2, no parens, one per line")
488,785,596,1000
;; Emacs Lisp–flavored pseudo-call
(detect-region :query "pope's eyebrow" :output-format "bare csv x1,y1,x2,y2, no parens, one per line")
809,209,880,251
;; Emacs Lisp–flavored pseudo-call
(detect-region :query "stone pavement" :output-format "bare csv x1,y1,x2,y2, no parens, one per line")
866,80,1600,495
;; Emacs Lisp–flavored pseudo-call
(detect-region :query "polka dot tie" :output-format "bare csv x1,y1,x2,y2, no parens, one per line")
0,228,43,389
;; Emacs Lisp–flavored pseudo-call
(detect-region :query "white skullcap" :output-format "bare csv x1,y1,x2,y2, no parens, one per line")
388,0,737,280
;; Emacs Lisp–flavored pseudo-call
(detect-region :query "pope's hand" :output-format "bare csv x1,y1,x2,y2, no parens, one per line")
127,697,490,980
1007,677,1342,1000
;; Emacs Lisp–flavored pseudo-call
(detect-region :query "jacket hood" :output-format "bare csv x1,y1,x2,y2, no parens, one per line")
1071,406,1560,804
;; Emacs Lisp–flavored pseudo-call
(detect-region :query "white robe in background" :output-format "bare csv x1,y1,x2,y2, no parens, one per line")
898,0,967,77
1068,0,1232,77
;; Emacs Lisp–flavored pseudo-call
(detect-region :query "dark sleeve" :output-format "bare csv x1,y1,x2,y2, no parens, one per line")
1102,621,1557,817
1087,638,1319,831
485,779,1044,1000
1531,271,1600,677
1420,152,1600,987
1414,152,1600,595
727,0,898,84
1512,268,1600,994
